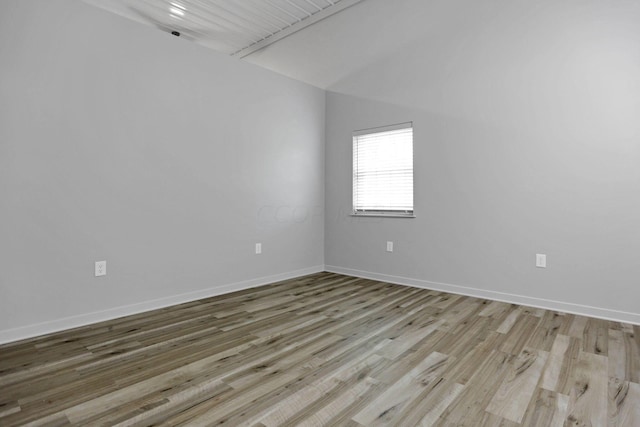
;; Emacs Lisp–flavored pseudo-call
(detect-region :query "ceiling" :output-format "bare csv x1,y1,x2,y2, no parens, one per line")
243,0,462,90
83,0,364,57
82,0,466,90
80,0,640,96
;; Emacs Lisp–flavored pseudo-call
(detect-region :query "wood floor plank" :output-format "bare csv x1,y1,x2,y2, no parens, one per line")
526,311,570,352
609,379,640,427
540,334,571,392
478,300,510,318
437,350,513,426
568,315,588,338
625,329,640,383
443,331,505,386
478,412,520,427
0,272,638,426
486,348,549,423
402,380,464,426
351,351,451,426
609,328,626,383
251,353,384,426
583,318,609,356
500,315,542,355
496,307,522,334
565,351,608,426
434,315,492,359
519,388,568,427
295,375,382,427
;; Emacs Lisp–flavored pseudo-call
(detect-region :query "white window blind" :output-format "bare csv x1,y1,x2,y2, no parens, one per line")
353,123,414,216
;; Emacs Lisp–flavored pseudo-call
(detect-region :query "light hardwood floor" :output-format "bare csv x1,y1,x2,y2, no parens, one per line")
1,272,639,426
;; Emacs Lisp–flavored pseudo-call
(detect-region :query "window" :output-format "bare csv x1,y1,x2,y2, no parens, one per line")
352,122,414,217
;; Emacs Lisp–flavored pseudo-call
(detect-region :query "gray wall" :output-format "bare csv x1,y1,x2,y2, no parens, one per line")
325,0,640,319
0,0,324,339
2,0,639,340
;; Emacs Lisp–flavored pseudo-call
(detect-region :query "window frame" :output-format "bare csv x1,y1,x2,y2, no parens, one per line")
351,122,415,218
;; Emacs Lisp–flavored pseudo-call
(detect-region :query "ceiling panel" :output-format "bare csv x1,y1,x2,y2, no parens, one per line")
83,0,364,56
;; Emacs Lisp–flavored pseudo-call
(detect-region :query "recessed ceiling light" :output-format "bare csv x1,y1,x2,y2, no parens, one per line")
169,2,185,17
169,7,184,17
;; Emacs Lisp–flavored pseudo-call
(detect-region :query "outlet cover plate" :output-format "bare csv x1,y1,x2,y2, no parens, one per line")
95,260,106,277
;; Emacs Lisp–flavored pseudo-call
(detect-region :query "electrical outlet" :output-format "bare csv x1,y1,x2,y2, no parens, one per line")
536,254,547,268
95,260,106,277
255,243,262,254
386,241,393,252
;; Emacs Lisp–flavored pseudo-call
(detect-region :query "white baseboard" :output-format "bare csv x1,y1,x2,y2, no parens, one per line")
325,265,640,326
0,265,325,345
5,264,637,345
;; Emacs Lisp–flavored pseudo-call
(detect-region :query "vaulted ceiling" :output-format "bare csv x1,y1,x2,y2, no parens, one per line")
81,0,640,98
83,0,363,57
83,0,450,91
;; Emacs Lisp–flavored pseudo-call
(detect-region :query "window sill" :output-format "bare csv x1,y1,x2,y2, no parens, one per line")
350,213,416,218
